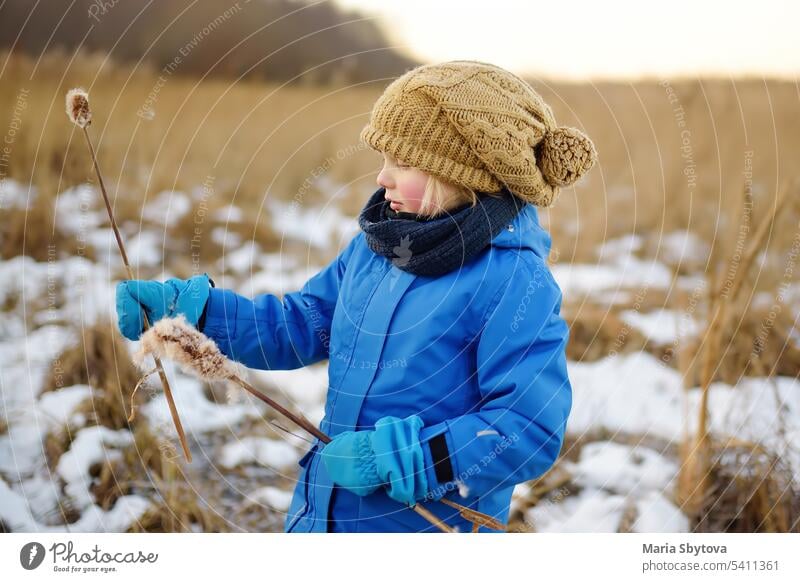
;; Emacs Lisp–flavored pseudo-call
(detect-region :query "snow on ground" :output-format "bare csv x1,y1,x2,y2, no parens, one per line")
141,371,262,435
595,234,643,261
249,365,329,426
125,231,164,267
619,308,702,344
214,240,323,296
567,441,678,496
246,485,294,512
568,352,799,478
0,476,150,532
218,437,300,470
0,255,118,327
243,264,324,298
551,256,673,299
1,321,75,386
527,441,688,533
213,204,244,223
0,178,37,210
657,230,710,266
141,190,191,227
265,197,360,251
53,184,106,235
567,352,685,442
217,240,261,275
90,228,165,270
558,351,800,531
528,488,628,533
692,375,800,481
632,491,690,533
56,426,134,510
0,384,93,475
0,379,150,532
211,226,243,250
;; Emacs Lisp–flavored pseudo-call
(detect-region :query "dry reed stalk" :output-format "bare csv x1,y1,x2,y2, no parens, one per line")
65,88,192,463
135,316,511,533
680,178,796,517
673,286,701,513
439,498,507,531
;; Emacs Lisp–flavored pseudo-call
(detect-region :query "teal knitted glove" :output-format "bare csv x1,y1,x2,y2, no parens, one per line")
320,415,428,506
115,273,212,340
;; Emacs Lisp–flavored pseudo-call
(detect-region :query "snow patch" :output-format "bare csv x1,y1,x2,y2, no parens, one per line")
219,437,299,469
141,374,260,434
619,308,702,344
247,486,294,511
56,426,134,510
142,190,191,227
567,441,678,496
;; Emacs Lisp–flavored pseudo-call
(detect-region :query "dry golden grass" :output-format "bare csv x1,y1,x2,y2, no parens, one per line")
675,180,799,530
89,423,232,532
3,50,799,266
564,305,650,362
692,440,799,533
0,202,90,261
1,50,382,213
43,426,74,472
42,320,143,430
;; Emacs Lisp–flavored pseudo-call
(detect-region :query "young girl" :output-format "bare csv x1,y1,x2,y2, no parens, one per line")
116,60,597,533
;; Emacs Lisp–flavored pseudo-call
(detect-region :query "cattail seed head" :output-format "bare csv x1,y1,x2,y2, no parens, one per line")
66,88,92,128
134,315,240,381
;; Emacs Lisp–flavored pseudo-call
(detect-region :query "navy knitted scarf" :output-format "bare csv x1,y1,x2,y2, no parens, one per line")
357,186,526,277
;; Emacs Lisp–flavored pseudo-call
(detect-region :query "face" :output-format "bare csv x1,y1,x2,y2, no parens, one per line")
376,152,429,213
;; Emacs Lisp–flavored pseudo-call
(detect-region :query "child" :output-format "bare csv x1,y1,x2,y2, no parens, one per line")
116,60,597,533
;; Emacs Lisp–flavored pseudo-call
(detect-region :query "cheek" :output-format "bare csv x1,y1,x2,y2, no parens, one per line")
397,174,427,206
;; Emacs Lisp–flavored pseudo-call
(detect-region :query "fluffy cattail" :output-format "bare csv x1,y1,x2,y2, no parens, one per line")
134,315,240,381
65,87,92,128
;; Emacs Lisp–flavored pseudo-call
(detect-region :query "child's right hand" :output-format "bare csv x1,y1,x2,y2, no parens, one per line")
115,274,212,340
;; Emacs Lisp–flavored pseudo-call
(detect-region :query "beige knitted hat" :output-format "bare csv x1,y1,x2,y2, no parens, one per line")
360,60,598,207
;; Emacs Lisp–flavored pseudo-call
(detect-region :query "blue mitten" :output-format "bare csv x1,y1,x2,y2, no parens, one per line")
116,273,212,340
320,415,428,505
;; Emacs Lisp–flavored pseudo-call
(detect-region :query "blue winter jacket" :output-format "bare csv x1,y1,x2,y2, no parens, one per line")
201,201,572,532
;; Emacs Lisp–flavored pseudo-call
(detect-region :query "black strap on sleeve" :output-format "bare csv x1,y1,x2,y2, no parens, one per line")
197,276,214,333
429,433,454,484
197,302,209,333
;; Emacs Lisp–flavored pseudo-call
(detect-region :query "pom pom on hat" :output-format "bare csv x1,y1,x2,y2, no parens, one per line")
538,125,598,187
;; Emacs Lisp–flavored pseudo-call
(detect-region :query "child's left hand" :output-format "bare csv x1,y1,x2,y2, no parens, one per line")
320,415,429,506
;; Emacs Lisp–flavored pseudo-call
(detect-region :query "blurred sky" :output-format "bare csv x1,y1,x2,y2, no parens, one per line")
335,0,799,80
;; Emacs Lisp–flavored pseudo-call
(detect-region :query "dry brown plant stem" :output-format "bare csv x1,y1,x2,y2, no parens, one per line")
79,122,192,463
684,178,795,514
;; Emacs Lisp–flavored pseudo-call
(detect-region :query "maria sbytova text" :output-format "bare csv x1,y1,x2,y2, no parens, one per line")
643,543,727,556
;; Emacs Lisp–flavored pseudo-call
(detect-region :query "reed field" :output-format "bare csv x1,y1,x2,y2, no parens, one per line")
1,50,798,533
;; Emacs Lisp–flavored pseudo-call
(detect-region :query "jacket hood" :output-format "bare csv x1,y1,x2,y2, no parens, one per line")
489,202,552,261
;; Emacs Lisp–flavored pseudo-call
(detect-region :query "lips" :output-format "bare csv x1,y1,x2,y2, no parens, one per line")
386,196,402,209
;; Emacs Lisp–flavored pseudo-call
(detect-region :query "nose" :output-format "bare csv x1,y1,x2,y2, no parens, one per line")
376,163,394,189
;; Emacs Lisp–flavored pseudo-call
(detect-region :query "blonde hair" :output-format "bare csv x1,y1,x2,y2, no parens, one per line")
416,173,504,219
